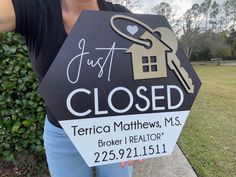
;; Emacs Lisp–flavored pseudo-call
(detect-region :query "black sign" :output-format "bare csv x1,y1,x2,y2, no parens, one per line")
39,11,200,120
38,11,201,166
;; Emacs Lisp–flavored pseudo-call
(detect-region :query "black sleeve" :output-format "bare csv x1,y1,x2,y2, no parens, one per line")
11,0,42,37
106,2,131,13
113,4,131,13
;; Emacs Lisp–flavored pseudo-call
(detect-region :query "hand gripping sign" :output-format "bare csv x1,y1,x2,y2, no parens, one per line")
39,11,201,167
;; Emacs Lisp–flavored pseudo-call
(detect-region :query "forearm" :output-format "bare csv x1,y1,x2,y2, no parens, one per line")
0,15,9,33
0,0,16,33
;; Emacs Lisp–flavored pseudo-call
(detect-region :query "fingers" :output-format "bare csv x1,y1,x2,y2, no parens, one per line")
120,162,126,168
120,160,144,168
127,160,133,165
137,159,144,164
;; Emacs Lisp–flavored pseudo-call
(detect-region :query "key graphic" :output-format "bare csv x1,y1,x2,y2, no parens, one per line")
110,16,195,94
167,54,194,93
156,27,194,94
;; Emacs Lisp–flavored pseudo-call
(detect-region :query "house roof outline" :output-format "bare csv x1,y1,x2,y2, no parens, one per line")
126,31,172,54
126,31,173,80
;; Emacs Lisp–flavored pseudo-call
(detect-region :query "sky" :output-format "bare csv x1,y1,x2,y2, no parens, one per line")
134,0,225,18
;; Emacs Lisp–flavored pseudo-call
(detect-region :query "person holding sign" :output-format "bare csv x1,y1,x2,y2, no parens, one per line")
0,0,143,176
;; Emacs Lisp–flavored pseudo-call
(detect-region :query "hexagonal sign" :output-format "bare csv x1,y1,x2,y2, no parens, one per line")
38,11,201,167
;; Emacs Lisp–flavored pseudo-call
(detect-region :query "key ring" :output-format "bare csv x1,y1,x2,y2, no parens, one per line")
110,15,154,47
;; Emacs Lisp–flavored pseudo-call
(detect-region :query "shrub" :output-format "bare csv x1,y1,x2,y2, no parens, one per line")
0,32,46,162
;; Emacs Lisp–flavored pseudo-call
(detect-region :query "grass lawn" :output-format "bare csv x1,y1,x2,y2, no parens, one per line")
178,65,236,177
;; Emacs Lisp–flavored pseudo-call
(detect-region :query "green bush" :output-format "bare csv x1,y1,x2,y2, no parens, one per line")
0,32,46,162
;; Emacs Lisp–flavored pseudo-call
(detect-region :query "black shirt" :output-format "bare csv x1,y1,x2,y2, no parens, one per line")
12,0,129,127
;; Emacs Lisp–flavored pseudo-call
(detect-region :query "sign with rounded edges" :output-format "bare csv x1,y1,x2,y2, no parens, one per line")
38,11,201,167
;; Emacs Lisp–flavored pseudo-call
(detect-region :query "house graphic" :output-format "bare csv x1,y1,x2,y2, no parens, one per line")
127,31,172,80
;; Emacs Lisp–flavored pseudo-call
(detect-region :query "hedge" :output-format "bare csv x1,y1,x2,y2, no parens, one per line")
0,32,46,162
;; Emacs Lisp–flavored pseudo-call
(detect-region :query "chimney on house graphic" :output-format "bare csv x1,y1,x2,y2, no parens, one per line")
127,31,172,80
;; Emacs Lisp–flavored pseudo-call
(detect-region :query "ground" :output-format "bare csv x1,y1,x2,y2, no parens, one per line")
0,160,28,177
179,64,236,177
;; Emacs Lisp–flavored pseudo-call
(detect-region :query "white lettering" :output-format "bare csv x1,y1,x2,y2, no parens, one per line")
66,88,92,117
135,86,150,112
152,86,165,111
167,85,184,109
94,88,108,115
108,87,133,113
67,39,89,84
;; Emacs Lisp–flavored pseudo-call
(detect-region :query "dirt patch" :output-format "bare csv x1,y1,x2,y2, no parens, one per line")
0,160,50,177
0,160,28,177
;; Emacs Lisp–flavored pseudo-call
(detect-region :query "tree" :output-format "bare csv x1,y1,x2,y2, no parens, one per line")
191,3,203,30
153,2,176,28
180,10,195,58
199,0,212,31
107,0,141,11
209,1,219,32
188,31,231,61
224,0,236,30
226,29,236,58
217,6,227,32
210,32,231,59
179,4,203,59
153,2,172,18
